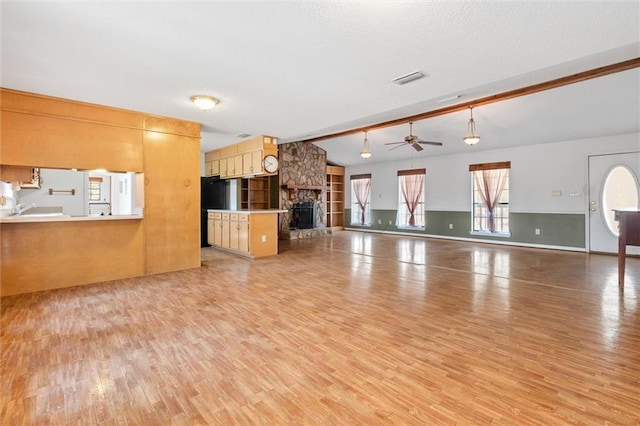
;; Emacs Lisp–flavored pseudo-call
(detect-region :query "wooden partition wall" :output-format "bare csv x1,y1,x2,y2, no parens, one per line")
0,88,201,295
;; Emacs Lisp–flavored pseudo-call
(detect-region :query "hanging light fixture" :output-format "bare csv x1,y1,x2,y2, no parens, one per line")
463,106,480,146
360,130,372,159
191,95,219,111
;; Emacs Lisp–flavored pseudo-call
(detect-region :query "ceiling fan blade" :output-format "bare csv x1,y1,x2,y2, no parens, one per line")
384,141,405,145
388,144,406,151
412,143,424,152
416,140,443,146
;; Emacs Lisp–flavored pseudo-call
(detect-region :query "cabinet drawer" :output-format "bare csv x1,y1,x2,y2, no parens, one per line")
213,212,222,219
208,213,215,219
238,214,249,222
229,213,239,221
222,213,230,220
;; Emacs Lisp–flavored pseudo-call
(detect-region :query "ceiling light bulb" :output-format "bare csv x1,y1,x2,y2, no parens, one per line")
191,95,219,111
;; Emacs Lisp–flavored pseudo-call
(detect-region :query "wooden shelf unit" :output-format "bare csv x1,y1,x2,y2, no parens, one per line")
326,165,345,230
241,176,271,210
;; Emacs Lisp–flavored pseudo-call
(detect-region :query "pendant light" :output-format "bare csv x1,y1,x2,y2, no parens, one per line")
360,130,372,159
463,106,480,146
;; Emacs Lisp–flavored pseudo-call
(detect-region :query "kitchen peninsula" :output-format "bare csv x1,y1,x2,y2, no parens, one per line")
1,88,201,296
207,209,285,258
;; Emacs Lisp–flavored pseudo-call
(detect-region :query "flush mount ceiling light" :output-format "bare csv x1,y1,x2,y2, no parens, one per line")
463,106,481,146
191,95,219,111
360,130,372,159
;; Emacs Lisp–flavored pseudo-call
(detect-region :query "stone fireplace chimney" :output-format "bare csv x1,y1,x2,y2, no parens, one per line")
278,142,329,239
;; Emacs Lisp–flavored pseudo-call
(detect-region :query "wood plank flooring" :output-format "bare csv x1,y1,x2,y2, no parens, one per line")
2,231,639,425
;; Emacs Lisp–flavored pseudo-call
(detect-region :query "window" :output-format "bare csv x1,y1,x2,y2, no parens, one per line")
470,161,510,234
397,168,425,229
602,165,639,237
350,174,371,226
88,177,102,202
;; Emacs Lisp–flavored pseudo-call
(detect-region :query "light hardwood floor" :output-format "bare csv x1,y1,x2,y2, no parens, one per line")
2,231,639,425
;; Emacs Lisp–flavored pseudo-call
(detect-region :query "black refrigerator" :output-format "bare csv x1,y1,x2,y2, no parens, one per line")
201,176,227,247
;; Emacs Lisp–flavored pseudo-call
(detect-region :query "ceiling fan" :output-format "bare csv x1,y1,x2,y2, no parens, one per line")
385,121,443,152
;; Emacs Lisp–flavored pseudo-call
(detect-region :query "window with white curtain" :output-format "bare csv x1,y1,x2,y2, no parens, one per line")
350,173,371,226
397,168,425,228
470,161,511,234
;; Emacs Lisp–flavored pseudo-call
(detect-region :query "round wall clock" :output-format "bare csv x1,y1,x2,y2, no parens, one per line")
263,154,279,173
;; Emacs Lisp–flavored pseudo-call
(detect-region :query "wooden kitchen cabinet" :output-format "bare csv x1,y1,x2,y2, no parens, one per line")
221,212,231,248
204,135,278,178
207,209,281,257
229,213,249,252
242,150,263,175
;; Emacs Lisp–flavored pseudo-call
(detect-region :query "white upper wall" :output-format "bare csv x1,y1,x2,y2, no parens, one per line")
345,132,640,214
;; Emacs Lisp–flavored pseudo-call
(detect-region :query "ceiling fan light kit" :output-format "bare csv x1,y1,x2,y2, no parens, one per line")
463,105,480,146
360,131,372,159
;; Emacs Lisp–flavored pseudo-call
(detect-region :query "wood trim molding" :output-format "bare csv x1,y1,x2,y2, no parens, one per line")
298,57,640,144
350,173,372,180
469,161,511,171
397,168,426,176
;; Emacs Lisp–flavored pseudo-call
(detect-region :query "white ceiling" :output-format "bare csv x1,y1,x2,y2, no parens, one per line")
1,2,639,167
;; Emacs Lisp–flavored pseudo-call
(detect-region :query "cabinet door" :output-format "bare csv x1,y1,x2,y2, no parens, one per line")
212,213,222,246
242,150,263,175
232,155,243,177
207,218,215,245
221,213,231,248
220,158,228,178
238,215,249,253
211,159,220,176
229,213,239,250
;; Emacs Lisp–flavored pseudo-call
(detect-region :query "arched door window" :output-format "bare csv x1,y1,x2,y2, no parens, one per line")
601,165,639,236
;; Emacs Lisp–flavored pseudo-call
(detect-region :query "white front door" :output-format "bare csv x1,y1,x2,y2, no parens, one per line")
588,151,640,254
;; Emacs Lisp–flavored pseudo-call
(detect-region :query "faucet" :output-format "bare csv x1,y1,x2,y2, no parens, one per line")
15,203,35,216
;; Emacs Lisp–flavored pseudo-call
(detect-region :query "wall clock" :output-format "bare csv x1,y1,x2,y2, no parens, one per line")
263,154,279,173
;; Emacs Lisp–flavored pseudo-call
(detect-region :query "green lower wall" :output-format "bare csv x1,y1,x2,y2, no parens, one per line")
345,209,585,249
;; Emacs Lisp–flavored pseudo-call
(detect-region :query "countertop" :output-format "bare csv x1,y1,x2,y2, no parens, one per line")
207,209,287,214
0,214,144,224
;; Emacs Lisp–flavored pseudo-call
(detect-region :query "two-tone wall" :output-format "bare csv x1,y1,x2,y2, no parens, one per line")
344,132,639,250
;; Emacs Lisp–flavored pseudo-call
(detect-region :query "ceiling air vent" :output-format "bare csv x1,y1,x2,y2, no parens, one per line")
236,133,251,139
391,70,426,85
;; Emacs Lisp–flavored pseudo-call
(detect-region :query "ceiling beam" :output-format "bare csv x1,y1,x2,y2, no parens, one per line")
298,57,640,144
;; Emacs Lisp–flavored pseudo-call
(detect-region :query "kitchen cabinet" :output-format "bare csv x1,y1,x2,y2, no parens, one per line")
222,212,230,247
207,209,283,257
229,213,249,252
242,150,263,175
204,135,278,178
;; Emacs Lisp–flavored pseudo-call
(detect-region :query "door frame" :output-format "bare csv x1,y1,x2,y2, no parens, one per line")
586,148,640,253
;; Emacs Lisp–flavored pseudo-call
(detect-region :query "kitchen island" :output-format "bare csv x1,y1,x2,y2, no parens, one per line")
207,209,285,258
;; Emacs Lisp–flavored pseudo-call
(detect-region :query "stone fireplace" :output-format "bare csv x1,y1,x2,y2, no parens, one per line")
279,142,330,239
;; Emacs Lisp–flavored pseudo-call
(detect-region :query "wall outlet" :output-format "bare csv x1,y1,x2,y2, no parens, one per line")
261,235,267,242
449,223,454,229
378,219,381,224
389,220,392,225
535,228,541,235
